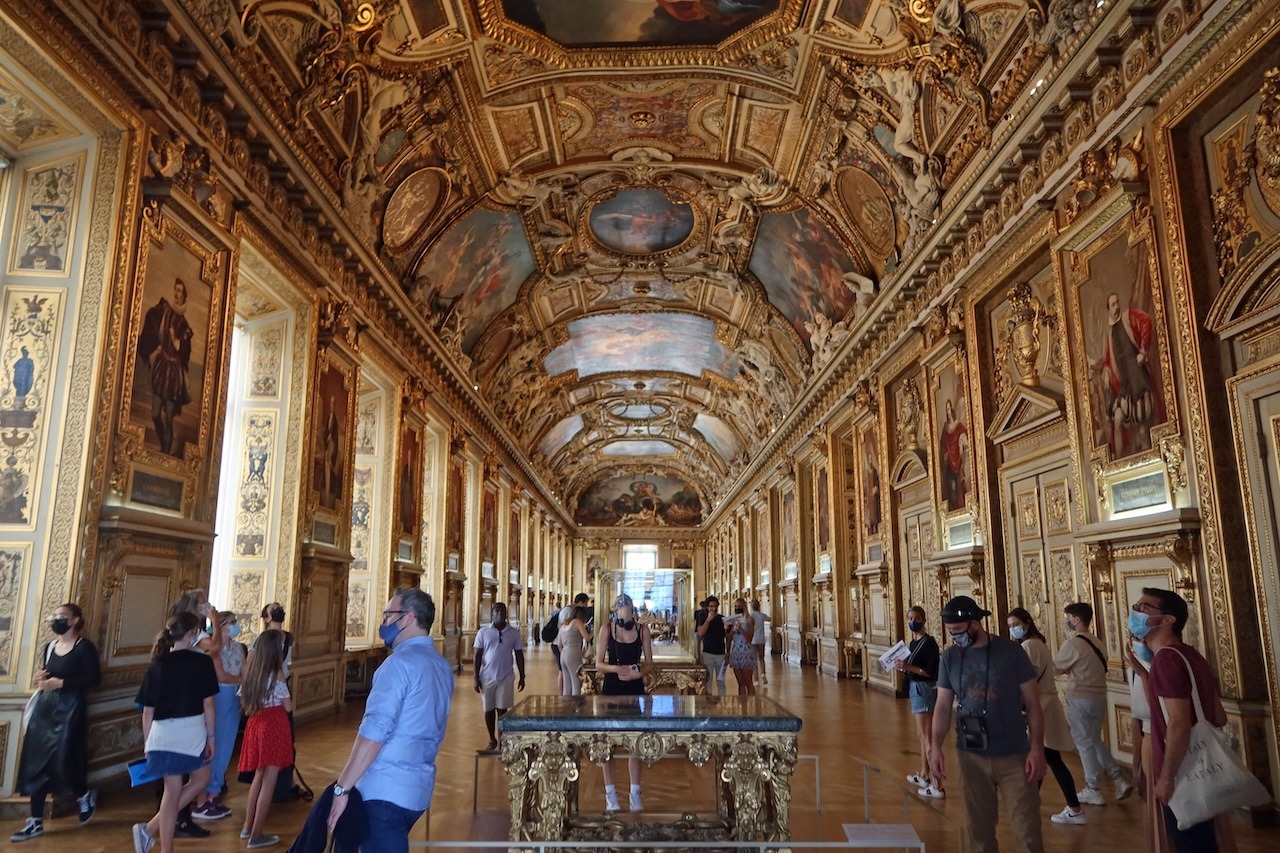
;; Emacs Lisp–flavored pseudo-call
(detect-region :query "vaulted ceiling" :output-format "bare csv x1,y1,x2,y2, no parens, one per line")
233,0,1066,526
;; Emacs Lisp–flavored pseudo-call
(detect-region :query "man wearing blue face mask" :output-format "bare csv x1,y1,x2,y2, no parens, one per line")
931,596,1046,853
327,587,453,851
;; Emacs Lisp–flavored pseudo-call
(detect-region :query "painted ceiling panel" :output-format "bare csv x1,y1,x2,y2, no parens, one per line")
694,413,741,462
539,414,583,459
500,1,781,47
748,209,861,346
575,473,703,527
543,313,739,380
410,208,536,352
601,440,677,456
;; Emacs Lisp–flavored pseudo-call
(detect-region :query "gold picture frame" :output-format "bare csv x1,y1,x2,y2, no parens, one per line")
115,202,232,519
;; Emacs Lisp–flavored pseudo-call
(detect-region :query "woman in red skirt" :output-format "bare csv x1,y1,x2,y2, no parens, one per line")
236,630,293,848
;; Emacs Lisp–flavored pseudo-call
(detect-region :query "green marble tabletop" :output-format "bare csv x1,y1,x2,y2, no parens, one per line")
500,694,802,732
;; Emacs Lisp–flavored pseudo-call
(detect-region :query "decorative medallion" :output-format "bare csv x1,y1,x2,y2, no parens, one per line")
382,168,447,252
587,188,696,256
836,167,896,259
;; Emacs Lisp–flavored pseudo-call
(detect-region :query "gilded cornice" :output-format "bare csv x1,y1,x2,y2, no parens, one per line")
705,0,1239,529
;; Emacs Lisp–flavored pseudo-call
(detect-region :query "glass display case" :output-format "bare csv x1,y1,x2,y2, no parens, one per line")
594,567,695,663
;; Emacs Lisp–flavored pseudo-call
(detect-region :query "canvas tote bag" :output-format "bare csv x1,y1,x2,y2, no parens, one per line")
1158,647,1270,829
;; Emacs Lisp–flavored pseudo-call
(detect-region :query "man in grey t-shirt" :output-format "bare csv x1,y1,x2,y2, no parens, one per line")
931,596,1046,853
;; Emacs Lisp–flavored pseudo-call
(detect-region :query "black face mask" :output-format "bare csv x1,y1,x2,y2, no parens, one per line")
618,618,636,631
50,617,71,635
735,607,744,615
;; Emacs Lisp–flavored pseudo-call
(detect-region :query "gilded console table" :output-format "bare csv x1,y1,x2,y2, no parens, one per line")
578,661,708,695
499,694,801,842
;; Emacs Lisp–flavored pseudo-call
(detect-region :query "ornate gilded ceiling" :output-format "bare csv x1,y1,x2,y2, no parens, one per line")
218,0,1064,526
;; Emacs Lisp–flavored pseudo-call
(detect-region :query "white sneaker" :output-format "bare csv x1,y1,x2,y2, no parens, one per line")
917,783,945,799
906,773,928,787
1051,806,1087,825
1076,786,1106,805
1115,775,1134,801
629,790,643,811
604,791,620,813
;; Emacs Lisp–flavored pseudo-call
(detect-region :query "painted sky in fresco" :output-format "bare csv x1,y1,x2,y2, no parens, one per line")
539,414,583,459
589,189,694,255
748,208,859,345
694,413,741,462
575,472,704,527
543,313,739,380
501,0,780,47
412,208,536,353
601,440,676,456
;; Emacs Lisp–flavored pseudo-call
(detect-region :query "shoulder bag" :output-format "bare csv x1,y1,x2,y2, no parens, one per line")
20,643,54,731
1159,647,1270,829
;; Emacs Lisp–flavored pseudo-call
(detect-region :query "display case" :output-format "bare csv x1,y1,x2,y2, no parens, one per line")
594,567,695,663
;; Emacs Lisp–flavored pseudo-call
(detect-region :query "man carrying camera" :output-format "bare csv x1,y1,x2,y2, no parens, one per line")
931,596,1046,853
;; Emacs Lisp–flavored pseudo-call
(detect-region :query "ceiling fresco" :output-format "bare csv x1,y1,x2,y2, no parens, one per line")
542,313,740,381
575,473,704,527
498,0,784,47
225,0,1071,523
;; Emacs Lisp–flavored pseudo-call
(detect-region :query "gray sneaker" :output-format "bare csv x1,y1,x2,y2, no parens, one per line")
247,834,280,848
132,822,155,853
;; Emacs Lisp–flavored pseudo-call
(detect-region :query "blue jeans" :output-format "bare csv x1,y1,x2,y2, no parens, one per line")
360,799,423,853
207,683,240,795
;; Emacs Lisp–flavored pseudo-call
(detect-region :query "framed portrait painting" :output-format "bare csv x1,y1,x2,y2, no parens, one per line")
932,359,973,515
311,358,354,536
815,465,831,555
118,204,231,518
396,421,422,545
859,423,882,541
1063,212,1175,465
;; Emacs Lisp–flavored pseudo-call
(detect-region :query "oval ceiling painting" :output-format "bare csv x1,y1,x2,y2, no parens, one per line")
575,473,703,527
588,188,695,256
383,168,447,252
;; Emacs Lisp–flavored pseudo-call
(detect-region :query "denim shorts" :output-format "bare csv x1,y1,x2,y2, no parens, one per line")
908,680,938,714
145,749,206,778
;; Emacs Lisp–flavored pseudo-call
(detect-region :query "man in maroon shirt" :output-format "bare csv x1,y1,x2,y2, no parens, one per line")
1134,587,1228,852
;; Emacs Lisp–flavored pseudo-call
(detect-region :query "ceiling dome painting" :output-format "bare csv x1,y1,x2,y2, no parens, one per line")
587,188,696,255
575,473,704,527
498,0,783,48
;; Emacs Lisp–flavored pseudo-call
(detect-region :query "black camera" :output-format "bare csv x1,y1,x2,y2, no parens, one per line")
958,715,989,751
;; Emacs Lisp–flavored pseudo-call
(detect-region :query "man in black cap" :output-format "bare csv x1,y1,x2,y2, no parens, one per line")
931,595,1046,853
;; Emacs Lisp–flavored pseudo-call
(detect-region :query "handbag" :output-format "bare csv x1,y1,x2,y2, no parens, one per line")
1159,647,1271,829
20,643,55,731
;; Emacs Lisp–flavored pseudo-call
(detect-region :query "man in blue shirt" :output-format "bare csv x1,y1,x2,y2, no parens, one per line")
327,588,453,852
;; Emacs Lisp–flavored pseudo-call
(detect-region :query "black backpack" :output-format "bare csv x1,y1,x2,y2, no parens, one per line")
541,613,559,643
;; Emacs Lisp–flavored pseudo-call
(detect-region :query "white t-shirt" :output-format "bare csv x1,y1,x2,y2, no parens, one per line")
750,611,767,646
474,623,522,684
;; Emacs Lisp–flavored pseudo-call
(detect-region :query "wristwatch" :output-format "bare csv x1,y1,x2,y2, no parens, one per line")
332,782,350,797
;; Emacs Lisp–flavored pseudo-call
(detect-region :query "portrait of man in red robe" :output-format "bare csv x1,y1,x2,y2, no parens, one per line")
1092,291,1165,458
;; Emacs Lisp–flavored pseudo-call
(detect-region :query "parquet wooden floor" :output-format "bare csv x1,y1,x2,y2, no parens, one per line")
8,645,1275,851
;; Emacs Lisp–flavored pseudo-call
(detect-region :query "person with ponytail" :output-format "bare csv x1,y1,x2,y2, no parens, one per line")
236,629,293,848
131,612,219,853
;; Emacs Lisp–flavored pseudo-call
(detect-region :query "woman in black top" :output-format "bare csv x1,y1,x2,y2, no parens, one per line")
594,594,653,813
894,605,943,798
131,612,220,853
12,603,101,842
